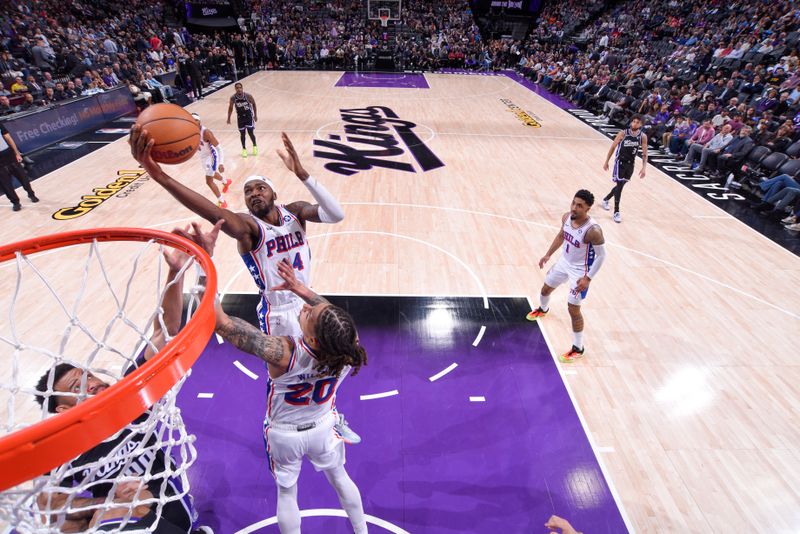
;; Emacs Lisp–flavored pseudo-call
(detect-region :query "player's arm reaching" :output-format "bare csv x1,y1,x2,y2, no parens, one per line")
215,258,329,368
144,221,224,360
226,96,234,124
538,213,567,269
574,225,606,293
277,132,345,225
602,131,625,172
129,125,259,250
639,132,648,178
248,94,258,122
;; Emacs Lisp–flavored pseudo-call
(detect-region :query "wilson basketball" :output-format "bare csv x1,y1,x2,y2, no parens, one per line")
135,104,201,164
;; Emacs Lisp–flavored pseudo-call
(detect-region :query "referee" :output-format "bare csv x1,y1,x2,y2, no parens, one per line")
0,122,38,211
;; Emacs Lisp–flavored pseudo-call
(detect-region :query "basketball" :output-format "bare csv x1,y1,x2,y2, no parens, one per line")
134,104,201,165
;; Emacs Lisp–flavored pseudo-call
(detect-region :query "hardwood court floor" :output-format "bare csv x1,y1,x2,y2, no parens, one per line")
1,71,799,533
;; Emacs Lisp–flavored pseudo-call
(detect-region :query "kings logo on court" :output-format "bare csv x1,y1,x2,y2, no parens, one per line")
313,106,445,176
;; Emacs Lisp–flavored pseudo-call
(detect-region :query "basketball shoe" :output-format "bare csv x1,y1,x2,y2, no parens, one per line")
559,346,585,363
252,145,258,156
613,212,622,223
526,307,548,321
241,149,248,158
601,199,610,210
217,199,228,209
222,179,233,194
334,413,361,444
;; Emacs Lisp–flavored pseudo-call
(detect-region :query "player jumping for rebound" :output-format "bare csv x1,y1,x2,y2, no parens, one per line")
193,113,232,208
601,115,647,223
227,82,258,158
129,125,362,444
526,190,607,363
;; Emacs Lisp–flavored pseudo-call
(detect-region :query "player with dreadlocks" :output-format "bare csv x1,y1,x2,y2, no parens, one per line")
214,258,368,534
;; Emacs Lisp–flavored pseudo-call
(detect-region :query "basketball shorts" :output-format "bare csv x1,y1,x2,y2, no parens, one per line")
544,258,589,306
201,147,221,177
613,159,634,182
263,412,345,488
257,296,304,336
237,114,255,130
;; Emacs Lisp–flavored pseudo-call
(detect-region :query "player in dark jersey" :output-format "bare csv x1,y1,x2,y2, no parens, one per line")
33,222,223,534
227,82,258,158
601,115,648,223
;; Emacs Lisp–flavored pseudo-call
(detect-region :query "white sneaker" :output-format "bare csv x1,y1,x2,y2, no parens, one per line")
786,222,800,231
602,199,610,211
613,212,622,223
781,215,796,225
723,173,735,189
334,413,362,444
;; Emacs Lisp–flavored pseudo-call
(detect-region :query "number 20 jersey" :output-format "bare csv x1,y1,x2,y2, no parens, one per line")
241,206,311,308
265,337,351,426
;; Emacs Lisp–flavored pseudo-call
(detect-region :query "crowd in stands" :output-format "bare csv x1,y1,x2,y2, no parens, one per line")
2,0,800,229
0,0,240,116
505,0,800,231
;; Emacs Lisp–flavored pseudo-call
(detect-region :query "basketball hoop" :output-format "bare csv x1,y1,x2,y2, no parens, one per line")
0,228,217,531
379,14,389,27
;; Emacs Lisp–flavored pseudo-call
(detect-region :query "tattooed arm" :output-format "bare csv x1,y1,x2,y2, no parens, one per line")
215,301,292,367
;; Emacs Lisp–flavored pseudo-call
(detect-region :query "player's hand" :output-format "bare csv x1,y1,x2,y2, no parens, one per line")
173,219,225,258
276,132,309,180
544,515,578,534
226,118,231,125
128,125,161,178
15,153,22,163
114,481,151,503
254,115,258,122
538,255,550,269
219,164,225,173
602,162,609,171
639,168,646,179
575,275,591,293
269,258,304,292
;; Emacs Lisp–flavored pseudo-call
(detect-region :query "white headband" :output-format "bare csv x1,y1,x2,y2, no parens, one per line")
243,175,276,191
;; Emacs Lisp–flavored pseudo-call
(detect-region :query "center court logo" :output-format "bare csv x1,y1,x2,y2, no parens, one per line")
313,106,445,176
52,169,148,220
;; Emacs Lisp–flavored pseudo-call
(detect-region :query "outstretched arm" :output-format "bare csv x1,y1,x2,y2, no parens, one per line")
129,125,257,248
270,258,329,306
277,132,344,224
145,221,224,360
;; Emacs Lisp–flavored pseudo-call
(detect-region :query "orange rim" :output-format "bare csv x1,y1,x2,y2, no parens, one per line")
0,228,217,492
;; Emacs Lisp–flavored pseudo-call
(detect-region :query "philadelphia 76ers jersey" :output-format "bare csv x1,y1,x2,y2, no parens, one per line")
241,206,311,308
561,216,597,273
265,337,350,426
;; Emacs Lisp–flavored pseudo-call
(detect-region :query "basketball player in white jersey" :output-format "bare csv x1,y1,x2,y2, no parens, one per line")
128,126,361,442
601,115,647,223
213,258,369,534
227,82,258,158
192,113,233,208
526,190,607,362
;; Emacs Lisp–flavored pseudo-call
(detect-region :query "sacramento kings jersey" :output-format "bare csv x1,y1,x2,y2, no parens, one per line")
265,336,350,426
241,206,311,308
561,216,597,273
233,93,254,119
615,128,642,164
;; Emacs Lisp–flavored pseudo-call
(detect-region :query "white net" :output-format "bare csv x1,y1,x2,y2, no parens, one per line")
0,235,207,533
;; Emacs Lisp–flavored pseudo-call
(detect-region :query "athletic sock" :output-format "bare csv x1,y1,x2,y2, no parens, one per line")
540,294,551,312
572,331,584,351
